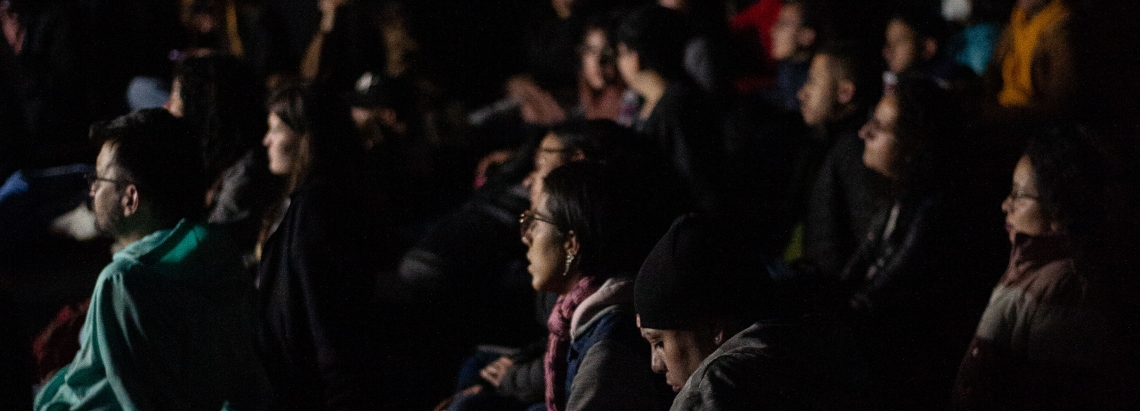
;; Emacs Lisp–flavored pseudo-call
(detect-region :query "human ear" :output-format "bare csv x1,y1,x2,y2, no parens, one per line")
121,184,140,217
921,38,938,61
563,230,580,257
567,149,586,162
795,27,816,49
837,80,856,105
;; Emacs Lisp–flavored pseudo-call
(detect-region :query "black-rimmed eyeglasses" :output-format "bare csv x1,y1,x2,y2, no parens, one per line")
519,209,557,238
85,172,132,187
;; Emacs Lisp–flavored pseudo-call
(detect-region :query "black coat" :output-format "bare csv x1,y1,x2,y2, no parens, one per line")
838,189,1006,411
256,177,393,411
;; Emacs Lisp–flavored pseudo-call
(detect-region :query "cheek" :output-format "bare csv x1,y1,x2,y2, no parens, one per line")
525,230,563,291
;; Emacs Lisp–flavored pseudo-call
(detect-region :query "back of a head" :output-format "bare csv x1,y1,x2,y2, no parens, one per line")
175,55,264,179
90,109,206,222
1023,125,1112,250
542,160,676,280
635,213,778,330
614,5,691,81
267,82,361,189
785,0,834,46
891,73,964,193
818,41,883,111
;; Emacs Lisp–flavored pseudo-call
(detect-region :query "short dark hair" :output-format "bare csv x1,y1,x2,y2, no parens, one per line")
818,41,882,109
889,7,950,47
266,81,360,190
90,109,206,222
890,74,963,193
614,5,690,81
542,161,675,280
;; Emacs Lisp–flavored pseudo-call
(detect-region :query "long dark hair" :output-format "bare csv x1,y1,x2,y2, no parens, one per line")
889,74,964,195
174,55,264,181
265,82,363,192
1023,125,1119,275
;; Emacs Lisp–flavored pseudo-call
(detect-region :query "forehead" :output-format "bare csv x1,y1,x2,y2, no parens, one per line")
874,94,899,121
533,190,551,212
540,133,563,149
96,141,118,171
1013,156,1036,185
779,3,802,21
640,326,665,339
886,19,917,38
809,54,833,78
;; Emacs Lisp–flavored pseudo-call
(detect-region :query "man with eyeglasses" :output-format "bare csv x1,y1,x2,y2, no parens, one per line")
35,109,269,411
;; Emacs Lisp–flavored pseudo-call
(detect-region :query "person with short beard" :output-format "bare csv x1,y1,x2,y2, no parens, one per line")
34,109,270,411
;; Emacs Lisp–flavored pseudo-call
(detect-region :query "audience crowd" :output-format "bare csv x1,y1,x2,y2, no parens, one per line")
2,0,1140,410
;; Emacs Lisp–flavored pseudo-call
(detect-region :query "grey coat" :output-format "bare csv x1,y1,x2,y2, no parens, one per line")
671,318,867,411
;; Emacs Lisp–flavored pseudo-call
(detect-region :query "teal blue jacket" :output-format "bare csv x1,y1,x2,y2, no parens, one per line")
35,220,270,411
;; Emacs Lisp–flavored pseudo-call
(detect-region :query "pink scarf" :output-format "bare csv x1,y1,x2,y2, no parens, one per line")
544,276,601,411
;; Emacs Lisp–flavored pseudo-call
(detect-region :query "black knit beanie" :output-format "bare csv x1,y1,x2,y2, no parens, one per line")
635,213,776,330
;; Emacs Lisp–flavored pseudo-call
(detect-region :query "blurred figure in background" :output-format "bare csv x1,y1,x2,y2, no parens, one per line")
255,83,398,410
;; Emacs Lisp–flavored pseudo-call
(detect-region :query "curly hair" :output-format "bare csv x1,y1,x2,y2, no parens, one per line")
1023,125,1111,254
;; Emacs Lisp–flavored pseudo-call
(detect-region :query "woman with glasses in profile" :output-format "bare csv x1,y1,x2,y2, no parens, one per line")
955,126,1140,411
520,160,676,411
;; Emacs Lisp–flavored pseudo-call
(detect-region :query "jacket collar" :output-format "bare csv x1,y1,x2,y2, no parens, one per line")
570,277,634,339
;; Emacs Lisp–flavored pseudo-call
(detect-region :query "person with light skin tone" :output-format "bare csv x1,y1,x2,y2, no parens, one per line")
955,128,1140,411
767,0,822,111
615,5,720,212
796,43,886,279
842,75,1011,410
882,17,938,76
34,109,270,411
432,120,657,411
257,83,398,410
635,214,867,410
797,52,858,128
521,161,673,411
575,19,629,123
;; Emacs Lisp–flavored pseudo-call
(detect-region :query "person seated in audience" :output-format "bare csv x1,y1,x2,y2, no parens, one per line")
635,213,867,410
347,70,435,222
574,14,631,124
615,4,720,212
955,126,1140,411
985,0,1076,121
256,83,401,409
796,42,887,277
839,74,1006,410
522,160,676,411
881,7,976,91
422,120,676,411
35,109,270,411
165,55,282,256
767,0,827,112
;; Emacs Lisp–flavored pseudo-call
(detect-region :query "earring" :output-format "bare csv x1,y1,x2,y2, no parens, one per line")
714,334,722,345
563,254,576,276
